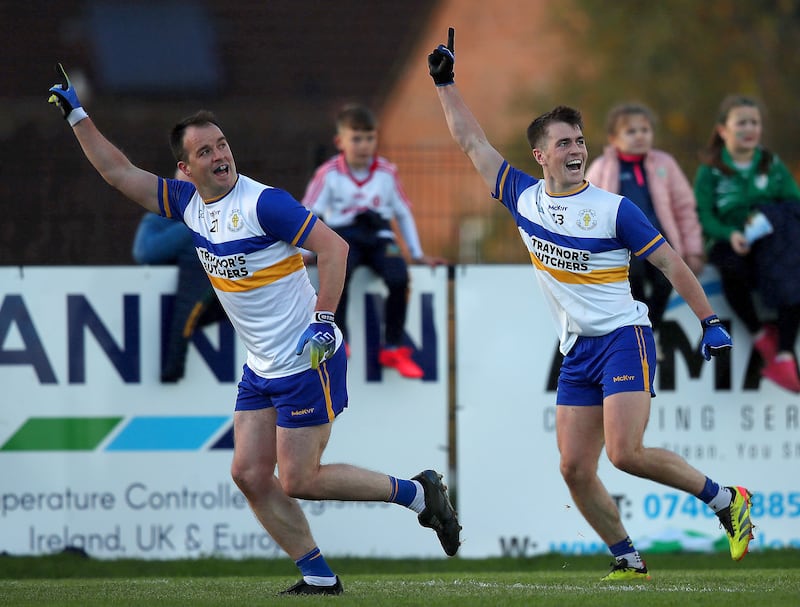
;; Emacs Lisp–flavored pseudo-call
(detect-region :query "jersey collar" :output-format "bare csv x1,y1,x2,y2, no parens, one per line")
546,180,590,198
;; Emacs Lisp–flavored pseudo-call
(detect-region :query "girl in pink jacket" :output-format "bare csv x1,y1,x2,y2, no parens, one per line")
586,103,704,343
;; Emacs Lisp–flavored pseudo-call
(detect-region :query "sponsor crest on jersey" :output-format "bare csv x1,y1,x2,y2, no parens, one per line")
576,209,597,231
754,174,768,190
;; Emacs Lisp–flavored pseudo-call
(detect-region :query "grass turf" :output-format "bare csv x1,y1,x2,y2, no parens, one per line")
0,550,798,606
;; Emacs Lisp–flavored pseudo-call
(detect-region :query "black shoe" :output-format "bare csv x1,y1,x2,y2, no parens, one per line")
279,576,343,595
413,469,462,556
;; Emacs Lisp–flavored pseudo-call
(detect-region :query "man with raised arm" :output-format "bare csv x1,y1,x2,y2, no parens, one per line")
48,64,460,595
428,29,751,580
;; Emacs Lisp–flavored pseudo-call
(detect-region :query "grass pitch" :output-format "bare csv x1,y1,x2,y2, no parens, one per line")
0,550,798,606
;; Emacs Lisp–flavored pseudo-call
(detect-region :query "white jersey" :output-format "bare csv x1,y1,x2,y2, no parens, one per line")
158,174,340,378
302,154,424,258
494,161,665,354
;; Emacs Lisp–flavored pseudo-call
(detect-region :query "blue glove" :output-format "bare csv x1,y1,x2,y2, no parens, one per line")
428,27,455,86
295,311,337,369
700,315,732,361
48,63,88,126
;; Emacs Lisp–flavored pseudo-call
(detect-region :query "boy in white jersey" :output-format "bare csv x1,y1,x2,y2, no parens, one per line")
49,65,460,595
428,30,752,579
303,104,446,378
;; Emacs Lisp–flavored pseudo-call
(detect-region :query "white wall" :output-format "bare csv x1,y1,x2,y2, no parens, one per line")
0,266,449,559
1,265,797,559
455,265,800,557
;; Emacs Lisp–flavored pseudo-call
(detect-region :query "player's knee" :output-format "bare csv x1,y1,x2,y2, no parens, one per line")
231,458,271,499
278,470,315,500
605,446,641,475
559,458,592,487
230,462,253,496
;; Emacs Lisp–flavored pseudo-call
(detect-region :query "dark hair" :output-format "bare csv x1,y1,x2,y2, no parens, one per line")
526,106,583,149
336,104,377,131
604,102,657,135
699,94,772,175
169,110,222,162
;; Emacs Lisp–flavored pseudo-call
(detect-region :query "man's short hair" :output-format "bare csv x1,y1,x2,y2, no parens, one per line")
170,110,221,162
526,106,583,149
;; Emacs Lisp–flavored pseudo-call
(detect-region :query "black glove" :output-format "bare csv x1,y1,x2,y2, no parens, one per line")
428,27,455,86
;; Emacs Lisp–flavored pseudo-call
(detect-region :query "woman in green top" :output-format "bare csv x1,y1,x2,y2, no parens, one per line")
694,94,800,393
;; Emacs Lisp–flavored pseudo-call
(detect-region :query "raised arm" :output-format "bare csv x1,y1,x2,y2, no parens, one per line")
428,29,503,191
48,64,160,214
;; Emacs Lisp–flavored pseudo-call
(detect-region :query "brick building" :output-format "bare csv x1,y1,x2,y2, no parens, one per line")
2,1,558,265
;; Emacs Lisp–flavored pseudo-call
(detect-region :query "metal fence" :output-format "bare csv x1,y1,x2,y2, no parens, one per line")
382,145,530,264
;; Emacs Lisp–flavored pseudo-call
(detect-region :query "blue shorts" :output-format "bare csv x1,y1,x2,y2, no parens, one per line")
557,325,656,406
235,346,348,428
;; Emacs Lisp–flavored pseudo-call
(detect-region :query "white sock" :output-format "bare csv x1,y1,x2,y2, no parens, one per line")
708,487,733,513
408,480,426,514
617,551,645,569
303,575,338,586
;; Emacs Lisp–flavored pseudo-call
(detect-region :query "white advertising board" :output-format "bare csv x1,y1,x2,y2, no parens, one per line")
455,265,800,558
0,265,449,559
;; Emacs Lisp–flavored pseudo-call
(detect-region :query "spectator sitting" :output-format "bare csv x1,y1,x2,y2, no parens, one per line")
586,102,704,357
132,170,226,382
694,94,800,392
302,104,446,378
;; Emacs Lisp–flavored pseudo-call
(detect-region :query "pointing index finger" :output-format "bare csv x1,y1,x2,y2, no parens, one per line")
55,62,70,89
447,27,454,53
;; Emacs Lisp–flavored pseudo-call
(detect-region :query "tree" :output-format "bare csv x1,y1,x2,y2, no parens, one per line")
505,0,800,180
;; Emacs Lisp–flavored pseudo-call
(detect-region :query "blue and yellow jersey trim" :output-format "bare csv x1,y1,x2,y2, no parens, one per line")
496,163,512,203
546,181,590,198
317,360,336,423
634,326,651,393
633,234,665,257
292,212,315,247
159,180,173,218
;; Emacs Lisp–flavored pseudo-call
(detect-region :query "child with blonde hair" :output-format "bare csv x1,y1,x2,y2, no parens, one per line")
587,103,704,347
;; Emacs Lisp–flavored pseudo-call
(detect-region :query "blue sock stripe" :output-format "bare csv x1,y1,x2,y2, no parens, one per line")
697,476,720,503
389,477,416,507
609,536,635,558
295,547,321,566
295,546,334,577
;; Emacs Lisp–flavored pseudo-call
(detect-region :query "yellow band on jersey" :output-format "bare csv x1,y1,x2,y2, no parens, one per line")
208,253,305,292
530,252,628,284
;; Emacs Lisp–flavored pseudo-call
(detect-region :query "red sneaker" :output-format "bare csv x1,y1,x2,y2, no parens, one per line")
753,324,778,363
378,346,424,379
762,355,800,393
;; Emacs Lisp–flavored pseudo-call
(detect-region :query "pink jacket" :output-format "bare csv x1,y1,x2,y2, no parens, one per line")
586,146,703,258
